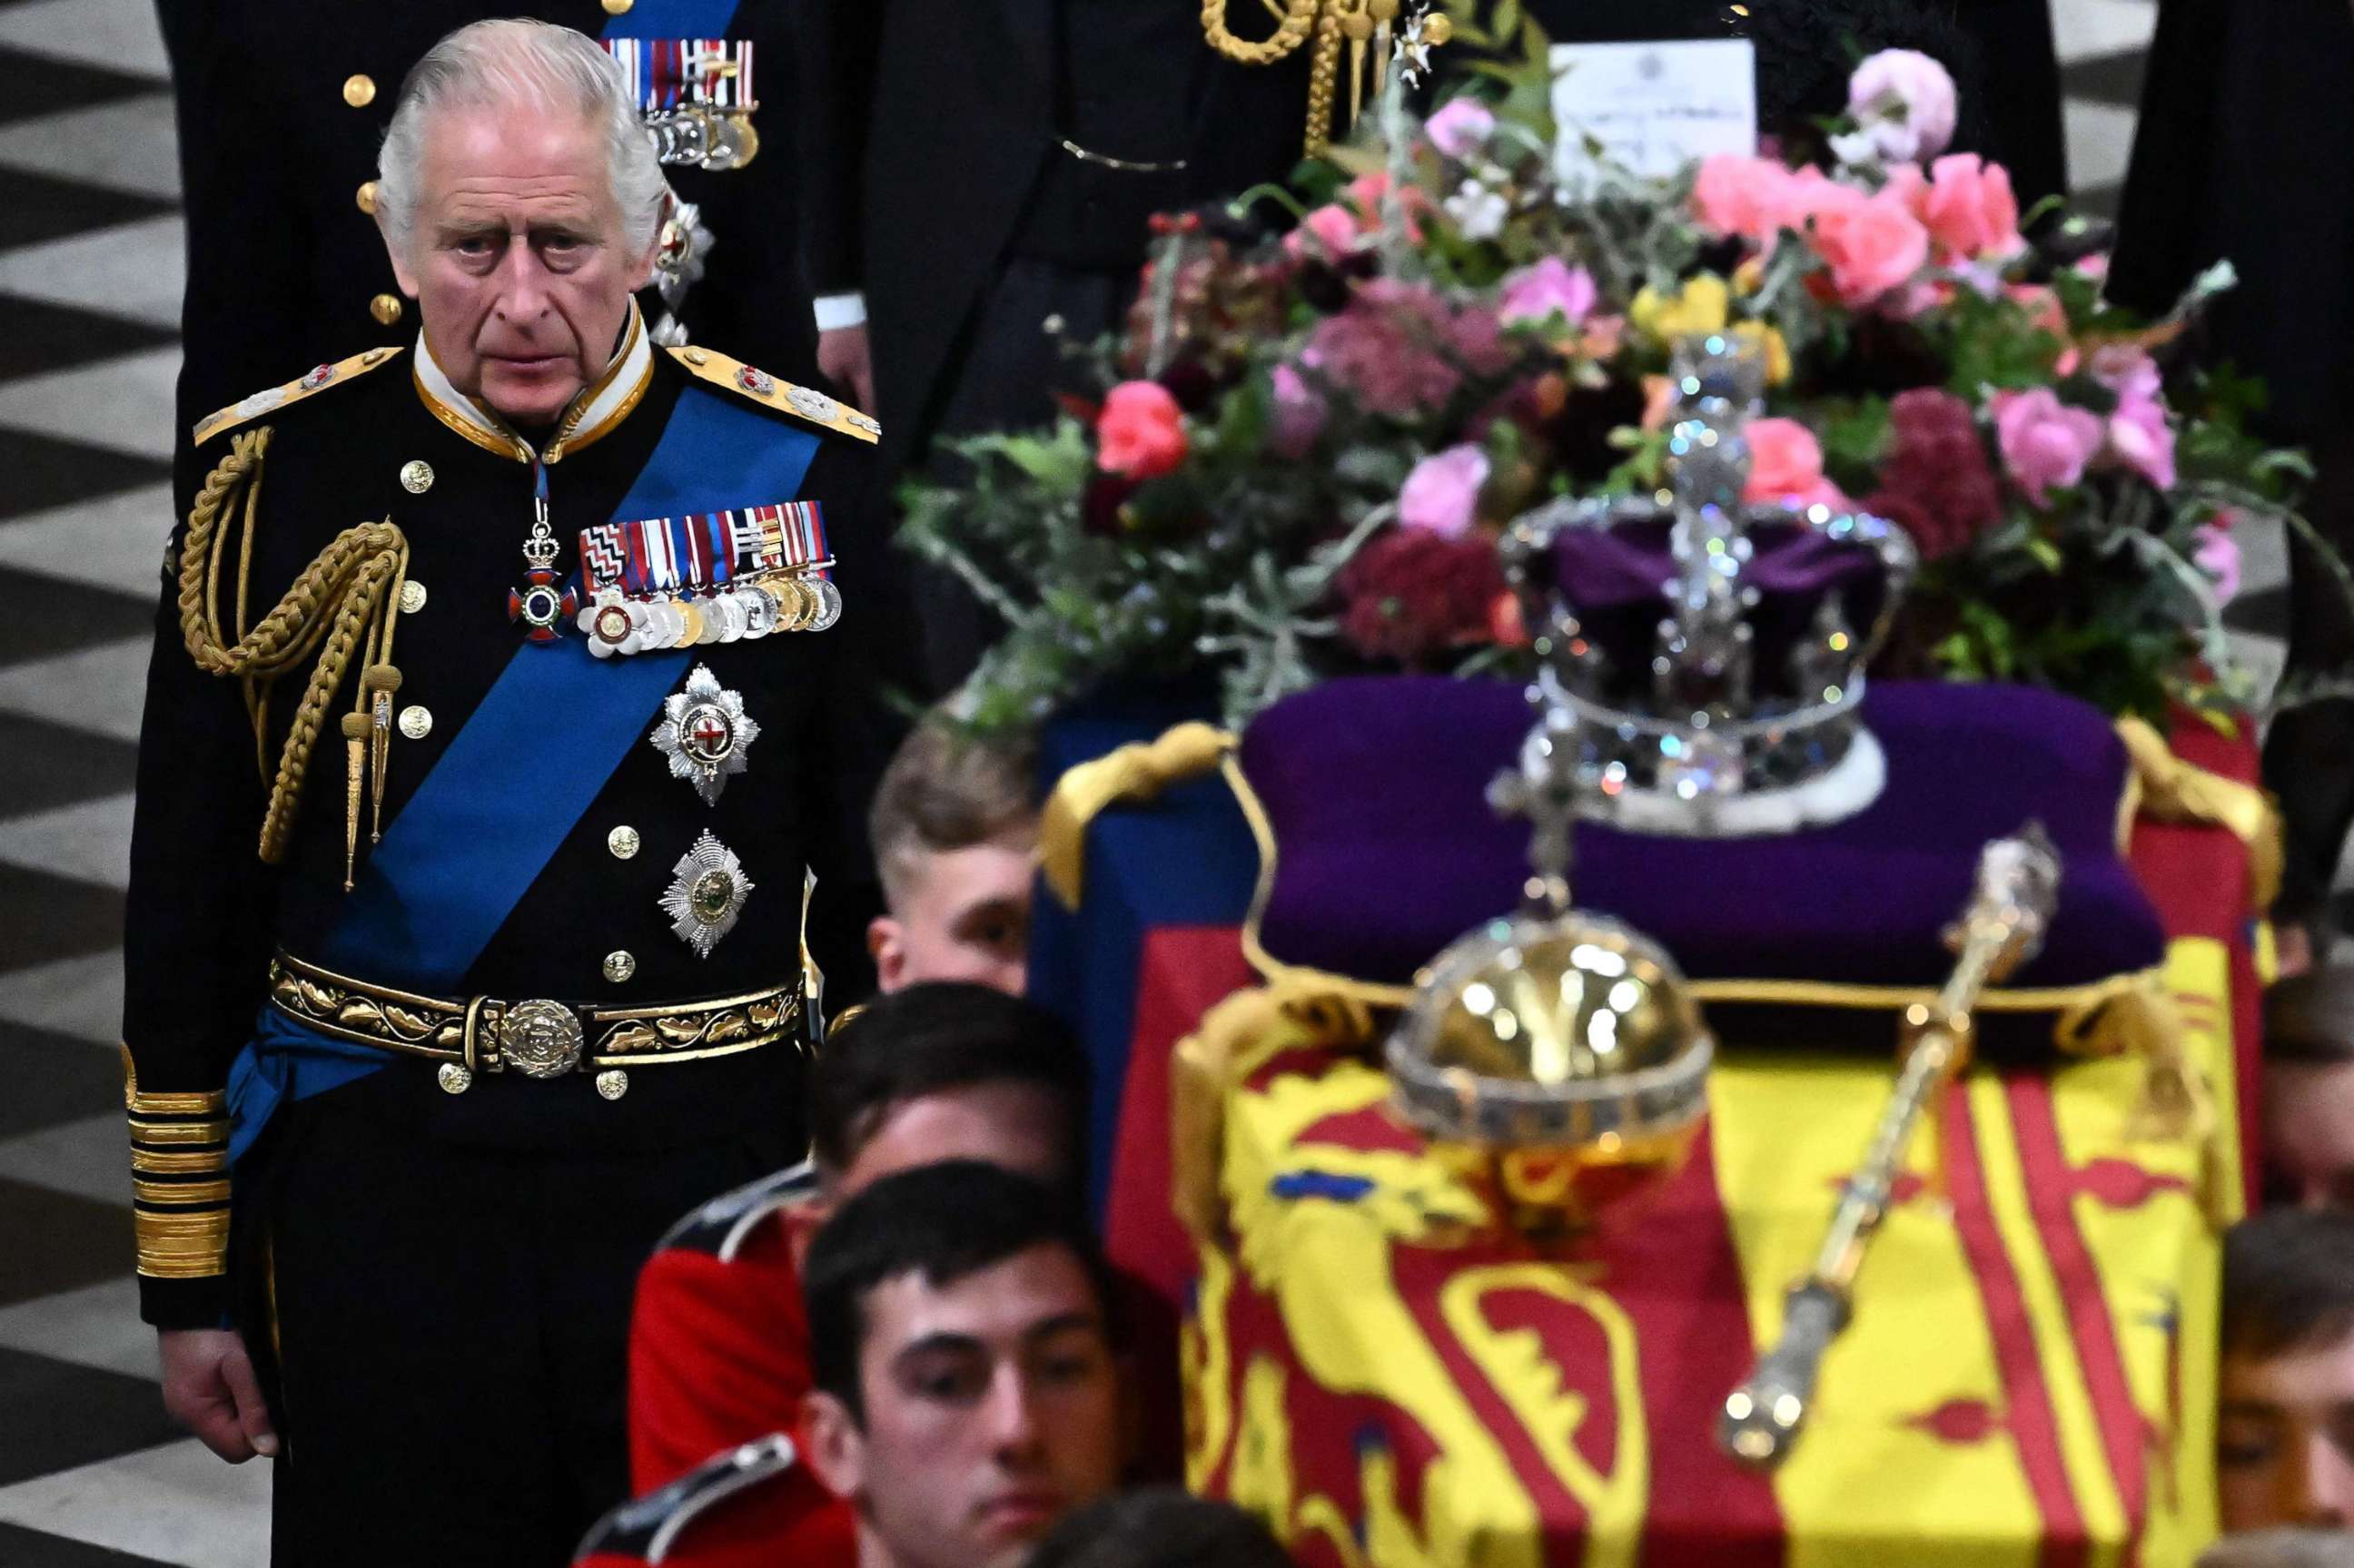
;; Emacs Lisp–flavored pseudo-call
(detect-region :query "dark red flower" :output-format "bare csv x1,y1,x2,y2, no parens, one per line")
1081,472,1142,537
1335,528,1507,665
1871,387,2003,558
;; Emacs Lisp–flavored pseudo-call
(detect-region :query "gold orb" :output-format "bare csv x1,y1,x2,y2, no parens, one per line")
1389,911,1713,1237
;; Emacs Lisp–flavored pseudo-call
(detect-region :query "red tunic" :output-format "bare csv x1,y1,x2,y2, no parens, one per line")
623,1183,856,1567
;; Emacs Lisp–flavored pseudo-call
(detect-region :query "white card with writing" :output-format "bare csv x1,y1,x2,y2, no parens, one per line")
1550,39,1758,191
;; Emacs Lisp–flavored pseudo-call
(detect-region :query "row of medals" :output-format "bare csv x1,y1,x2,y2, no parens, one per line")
579,571,841,659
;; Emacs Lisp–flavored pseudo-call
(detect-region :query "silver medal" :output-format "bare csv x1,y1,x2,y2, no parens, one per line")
659,830,754,959
804,577,843,633
650,663,760,805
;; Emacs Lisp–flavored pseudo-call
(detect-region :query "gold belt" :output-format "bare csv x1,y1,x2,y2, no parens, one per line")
266,952,803,1098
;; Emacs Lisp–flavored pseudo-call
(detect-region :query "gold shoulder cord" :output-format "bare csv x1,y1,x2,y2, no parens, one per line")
1202,0,1417,155
178,428,410,888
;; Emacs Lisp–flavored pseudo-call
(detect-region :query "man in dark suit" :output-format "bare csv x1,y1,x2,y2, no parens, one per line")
792,1,1320,690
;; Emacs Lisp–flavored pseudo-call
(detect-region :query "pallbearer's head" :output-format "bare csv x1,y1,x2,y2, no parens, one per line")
2219,1208,2354,1533
2263,969,2354,1211
802,1162,1123,1568
374,19,666,425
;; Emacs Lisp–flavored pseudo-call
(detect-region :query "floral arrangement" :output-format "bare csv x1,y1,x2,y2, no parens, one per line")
901,24,2323,735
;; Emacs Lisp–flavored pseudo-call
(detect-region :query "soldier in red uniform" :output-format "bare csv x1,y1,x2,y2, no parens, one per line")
616,984,1088,1564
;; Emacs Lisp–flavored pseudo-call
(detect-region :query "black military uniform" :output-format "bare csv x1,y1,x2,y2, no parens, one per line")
163,0,816,492
124,311,895,1563
794,0,1321,689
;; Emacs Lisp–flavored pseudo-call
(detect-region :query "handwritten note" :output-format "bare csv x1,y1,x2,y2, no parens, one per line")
1550,39,1758,191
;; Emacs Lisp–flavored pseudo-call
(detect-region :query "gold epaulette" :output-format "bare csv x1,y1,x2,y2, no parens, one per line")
666,344,880,445
193,345,406,448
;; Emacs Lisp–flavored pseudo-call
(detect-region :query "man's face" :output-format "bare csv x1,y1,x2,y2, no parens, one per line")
2219,1331,2354,1532
384,103,654,426
836,1084,1071,1198
807,1245,1121,1568
870,832,1034,996
2266,1061,2354,1210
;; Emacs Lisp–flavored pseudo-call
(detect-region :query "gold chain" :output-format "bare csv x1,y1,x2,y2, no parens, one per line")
1200,0,1320,65
178,429,410,869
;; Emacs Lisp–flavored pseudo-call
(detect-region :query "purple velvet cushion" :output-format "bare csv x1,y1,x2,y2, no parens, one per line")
1242,677,2164,999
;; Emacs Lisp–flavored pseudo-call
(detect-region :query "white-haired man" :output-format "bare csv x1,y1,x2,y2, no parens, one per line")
125,19,901,1561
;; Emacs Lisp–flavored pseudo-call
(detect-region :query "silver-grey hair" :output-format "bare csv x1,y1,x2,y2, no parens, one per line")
375,18,669,260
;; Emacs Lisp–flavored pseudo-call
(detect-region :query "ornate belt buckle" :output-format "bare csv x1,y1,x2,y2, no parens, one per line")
499,999,586,1080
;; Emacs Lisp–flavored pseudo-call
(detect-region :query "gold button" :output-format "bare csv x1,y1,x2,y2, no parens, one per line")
602,950,637,983
608,825,641,860
371,293,404,325
399,579,427,614
683,349,709,366
437,1062,472,1095
602,0,635,12
355,180,379,214
342,74,376,108
400,460,433,495
398,705,432,740
361,348,387,367
595,1070,630,1100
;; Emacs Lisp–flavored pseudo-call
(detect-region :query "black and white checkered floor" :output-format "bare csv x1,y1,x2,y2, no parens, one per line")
0,0,2292,1562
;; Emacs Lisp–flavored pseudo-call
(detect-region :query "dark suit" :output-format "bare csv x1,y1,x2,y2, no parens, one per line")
2111,0,2354,926
794,0,1313,480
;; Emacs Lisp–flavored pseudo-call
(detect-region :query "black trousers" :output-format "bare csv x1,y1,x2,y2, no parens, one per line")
910,253,1137,695
245,1092,787,1567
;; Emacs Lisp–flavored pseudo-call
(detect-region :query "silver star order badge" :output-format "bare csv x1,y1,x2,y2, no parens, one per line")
660,830,754,959
650,664,759,804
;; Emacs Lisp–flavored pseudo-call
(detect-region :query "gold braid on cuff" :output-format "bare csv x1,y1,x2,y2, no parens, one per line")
122,1050,232,1279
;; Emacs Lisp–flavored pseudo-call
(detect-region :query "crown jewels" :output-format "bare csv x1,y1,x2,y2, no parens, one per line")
1496,334,1916,837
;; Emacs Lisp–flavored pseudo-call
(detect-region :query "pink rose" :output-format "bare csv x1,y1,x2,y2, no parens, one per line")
2193,521,2241,604
2091,345,2177,490
1743,417,1843,508
1399,444,1491,537
1991,388,2104,506
1285,202,1363,259
1846,49,1958,163
1693,153,1799,243
1498,257,1597,328
1094,380,1188,478
1808,189,1930,306
1917,154,2023,262
1269,363,1328,459
1344,170,1429,242
1425,97,1496,159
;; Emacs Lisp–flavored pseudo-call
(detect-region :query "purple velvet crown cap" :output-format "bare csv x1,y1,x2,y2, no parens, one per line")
1550,516,1889,702
1240,676,2165,1007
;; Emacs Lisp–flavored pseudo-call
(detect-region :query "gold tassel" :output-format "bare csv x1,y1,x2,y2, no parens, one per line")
2115,716,2285,911
339,713,370,891
1038,722,1233,907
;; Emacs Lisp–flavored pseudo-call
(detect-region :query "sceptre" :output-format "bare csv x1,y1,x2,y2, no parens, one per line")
1718,824,2062,1469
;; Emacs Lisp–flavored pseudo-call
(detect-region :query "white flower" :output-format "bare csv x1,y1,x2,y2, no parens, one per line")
1443,180,1508,241
1845,48,1958,165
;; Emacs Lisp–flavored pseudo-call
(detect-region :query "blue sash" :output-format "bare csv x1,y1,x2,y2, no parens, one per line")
229,385,820,1159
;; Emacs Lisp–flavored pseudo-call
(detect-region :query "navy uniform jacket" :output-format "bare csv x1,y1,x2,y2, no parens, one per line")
164,0,815,497
124,319,901,1328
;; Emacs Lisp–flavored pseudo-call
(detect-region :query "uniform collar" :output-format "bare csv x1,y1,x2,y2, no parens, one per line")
411,303,654,463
